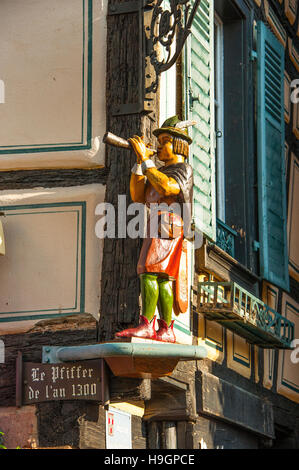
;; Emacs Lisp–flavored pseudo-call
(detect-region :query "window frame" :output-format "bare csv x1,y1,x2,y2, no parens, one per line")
214,12,226,223
214,0,256,270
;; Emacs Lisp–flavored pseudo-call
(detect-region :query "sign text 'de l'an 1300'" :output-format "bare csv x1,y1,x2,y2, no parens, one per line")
21,360,104,405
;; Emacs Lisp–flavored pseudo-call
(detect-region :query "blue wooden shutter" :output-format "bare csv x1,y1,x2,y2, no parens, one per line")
257,21,289,291
186,0,216,242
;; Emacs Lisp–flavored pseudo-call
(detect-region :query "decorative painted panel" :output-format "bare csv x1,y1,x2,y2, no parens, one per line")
293,103,299,139
284,72,292,124
262,282,279,390
227,331,252,379
285,0,298,25
264,0,287,47
287,154,299,282
288,38,299,72
0,184,105,332
285,141,290,177
197,316,225,363
0,0,107,170
277,294,299,403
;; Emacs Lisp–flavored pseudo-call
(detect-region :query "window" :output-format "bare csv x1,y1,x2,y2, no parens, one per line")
184,2,289,290
186,0,255,266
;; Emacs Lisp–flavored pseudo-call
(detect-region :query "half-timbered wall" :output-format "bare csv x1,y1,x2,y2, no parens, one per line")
0,0,298,450
0,0,109,448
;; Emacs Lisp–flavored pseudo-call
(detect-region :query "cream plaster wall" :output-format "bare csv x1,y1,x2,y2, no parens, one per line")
0,184,105,333
0,0,107,170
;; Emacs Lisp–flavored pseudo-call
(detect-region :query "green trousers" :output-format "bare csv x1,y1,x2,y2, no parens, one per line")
140,273,173,326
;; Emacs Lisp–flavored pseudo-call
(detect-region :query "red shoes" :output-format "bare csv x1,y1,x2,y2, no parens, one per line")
115,316,176,343
156,319,176,343
115,315,157,340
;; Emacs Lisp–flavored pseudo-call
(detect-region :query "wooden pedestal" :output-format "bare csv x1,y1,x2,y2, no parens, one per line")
104,338,179,379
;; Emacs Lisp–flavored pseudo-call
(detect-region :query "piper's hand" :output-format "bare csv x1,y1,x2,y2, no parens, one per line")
128,135,155,164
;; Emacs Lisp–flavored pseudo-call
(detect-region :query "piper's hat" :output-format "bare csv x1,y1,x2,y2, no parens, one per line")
153,116,196,145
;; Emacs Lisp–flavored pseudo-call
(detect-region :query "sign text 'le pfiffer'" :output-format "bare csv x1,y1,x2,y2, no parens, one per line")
16,356,106,406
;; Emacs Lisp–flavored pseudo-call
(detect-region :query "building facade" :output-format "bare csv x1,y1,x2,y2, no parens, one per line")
0,0,298,449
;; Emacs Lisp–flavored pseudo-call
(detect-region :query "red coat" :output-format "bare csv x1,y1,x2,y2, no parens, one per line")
137,210,184,280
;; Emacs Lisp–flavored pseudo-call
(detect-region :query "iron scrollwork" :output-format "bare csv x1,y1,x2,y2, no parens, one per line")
144,0,201,95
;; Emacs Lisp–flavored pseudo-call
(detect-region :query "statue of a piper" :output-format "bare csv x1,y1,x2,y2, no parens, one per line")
114,116,195,344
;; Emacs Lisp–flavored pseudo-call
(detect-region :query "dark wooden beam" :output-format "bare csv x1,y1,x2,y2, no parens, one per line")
0,168,108,190
98,0,158,341
109,376,151,402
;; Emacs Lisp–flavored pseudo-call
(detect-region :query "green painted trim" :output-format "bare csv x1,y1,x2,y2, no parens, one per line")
204,318,224,352
205,338,223,352
86,0,93,146
1,312,85,323
232,334,251,368
232,351,251,368
0,0,93,155
3,208,80,312
216,218,238,237
232,355,250,368
81,0,86,143
233,352,251,366
281,379,299,394
0,201,86,322
0,202,86,210
174,320,192,336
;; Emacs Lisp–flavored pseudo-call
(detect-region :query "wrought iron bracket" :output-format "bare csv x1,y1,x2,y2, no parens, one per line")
108,0,202,115
144,0,202,95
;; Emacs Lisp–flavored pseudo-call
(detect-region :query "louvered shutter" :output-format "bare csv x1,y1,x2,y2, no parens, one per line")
257,21,289,291
186,0,216,242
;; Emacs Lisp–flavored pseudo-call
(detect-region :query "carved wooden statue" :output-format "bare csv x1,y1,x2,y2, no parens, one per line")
115,116,195,343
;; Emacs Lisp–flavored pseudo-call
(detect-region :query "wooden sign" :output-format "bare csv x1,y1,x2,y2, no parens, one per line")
16,353,107,406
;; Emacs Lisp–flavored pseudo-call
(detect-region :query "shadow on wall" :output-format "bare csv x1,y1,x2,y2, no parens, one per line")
194,368,260,449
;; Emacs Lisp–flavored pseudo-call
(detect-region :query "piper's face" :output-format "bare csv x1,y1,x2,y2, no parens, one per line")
157,133,176,162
